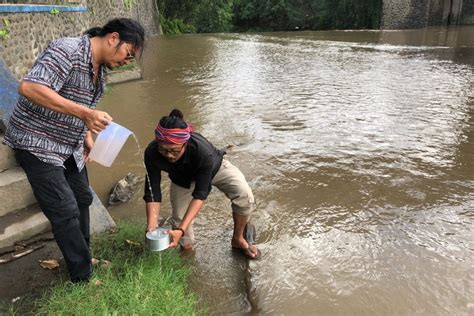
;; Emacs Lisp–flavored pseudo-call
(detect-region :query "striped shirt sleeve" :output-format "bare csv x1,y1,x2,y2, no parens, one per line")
23,44,73,92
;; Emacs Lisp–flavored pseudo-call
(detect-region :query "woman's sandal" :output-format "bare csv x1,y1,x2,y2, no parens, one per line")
232,223,261,260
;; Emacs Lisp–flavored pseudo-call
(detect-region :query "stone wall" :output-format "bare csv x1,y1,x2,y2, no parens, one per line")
461,0,474,24
382,0,473,29
381,0,413,29
87,0,161,42
0,0,160,80
0,11,89,79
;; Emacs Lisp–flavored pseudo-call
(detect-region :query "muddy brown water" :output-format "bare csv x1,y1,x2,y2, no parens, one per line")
88,26,474,315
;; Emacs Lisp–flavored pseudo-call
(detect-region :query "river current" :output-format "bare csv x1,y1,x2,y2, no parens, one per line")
89,26,474,315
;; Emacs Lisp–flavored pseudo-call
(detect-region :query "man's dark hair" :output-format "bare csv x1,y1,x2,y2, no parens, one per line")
85,18,145,52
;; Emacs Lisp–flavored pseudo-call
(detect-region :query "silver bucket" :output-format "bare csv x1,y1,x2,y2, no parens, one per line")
146,228,170,251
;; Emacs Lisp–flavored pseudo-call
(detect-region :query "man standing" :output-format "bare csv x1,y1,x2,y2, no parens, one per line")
3,18,145,282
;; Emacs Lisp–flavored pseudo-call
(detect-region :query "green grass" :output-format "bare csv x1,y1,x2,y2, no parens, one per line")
32,221,203,315
111,62,138,72
104,85,113,96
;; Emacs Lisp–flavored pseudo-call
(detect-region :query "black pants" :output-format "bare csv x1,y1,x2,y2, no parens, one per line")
14,149,93,282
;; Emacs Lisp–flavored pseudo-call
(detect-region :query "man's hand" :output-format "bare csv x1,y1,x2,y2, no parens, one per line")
168,229,184,248
84,109,113,134
17,82,112,132
84,131,94,162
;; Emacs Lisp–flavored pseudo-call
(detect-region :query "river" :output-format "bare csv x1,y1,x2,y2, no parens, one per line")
88,26,474,315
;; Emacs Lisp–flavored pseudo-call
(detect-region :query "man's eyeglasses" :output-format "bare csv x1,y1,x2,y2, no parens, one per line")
125,46,135,61
157,144,185,155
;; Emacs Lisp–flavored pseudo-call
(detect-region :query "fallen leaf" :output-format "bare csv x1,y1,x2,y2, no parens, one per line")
125,239,141,247
93,279,104,286
39,259,59,269
91,258,100,266
100,259,112,268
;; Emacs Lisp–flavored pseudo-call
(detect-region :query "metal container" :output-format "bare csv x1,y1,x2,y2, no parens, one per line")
145,228,170,251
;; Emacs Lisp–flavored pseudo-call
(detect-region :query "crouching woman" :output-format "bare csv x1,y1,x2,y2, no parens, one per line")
143,109,260,259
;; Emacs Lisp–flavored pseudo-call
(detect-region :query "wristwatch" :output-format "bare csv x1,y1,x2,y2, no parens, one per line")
175,227,185,236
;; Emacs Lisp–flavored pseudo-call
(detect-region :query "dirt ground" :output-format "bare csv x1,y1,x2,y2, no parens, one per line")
0,232,68,313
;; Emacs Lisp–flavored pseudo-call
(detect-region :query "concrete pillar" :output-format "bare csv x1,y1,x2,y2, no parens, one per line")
382,0,471,29
449,0,464,25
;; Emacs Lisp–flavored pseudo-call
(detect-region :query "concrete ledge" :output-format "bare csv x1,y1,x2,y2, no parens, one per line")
0,189,115,249
0,204,50,249
107,67,142,85
0,166,36,217
0,139,16,172
0,4,88,13
90,188,116,235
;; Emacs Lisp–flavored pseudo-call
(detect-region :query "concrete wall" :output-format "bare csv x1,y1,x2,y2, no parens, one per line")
0,1,160,80
0,0,160,121
382,0,474,29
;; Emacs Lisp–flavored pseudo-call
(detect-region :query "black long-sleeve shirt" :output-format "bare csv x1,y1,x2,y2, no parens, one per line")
143,133,225,203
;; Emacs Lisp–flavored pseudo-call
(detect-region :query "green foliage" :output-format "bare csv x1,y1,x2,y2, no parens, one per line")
0,30,9,39
233,0,382,31
50,8,60,15
156,0,382,34
32,221,203,315
112,61,139,72
104,85,114,97
0,19,10,39
157,0,233,34
160,15,197,34
195,0,234,33
0,302,18,315
123,0,137,10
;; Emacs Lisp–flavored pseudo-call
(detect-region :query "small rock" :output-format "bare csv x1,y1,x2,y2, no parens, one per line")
108,173,139,205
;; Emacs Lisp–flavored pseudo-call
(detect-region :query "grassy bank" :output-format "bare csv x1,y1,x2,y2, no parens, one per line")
32,222,202,315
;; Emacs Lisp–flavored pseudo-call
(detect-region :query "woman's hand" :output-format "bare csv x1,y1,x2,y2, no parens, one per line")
146,202,161,233
168,229,184,248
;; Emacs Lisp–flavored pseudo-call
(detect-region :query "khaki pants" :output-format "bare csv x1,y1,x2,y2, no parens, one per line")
169,159,254,246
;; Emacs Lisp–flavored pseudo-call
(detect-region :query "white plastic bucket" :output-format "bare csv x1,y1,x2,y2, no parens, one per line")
89,122,133,167
146,228,170,252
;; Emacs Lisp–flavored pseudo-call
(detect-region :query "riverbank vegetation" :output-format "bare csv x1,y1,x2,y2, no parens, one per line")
31,222,202,315
157,0,382,34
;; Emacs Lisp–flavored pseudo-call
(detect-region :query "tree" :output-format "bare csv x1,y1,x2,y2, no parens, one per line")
196,0,234,33
157,0,382,34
